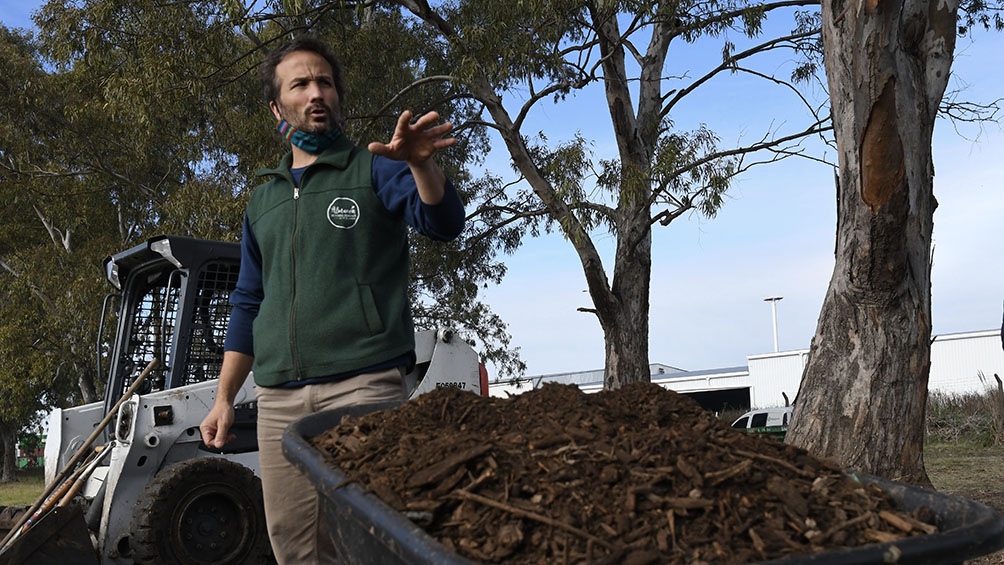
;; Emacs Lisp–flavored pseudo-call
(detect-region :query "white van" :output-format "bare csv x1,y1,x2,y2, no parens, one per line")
731,406,793,439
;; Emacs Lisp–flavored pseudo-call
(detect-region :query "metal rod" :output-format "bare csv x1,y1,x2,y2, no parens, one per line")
0,358,158,552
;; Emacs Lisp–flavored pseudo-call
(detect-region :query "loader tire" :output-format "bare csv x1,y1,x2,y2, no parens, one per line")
130,457,273,564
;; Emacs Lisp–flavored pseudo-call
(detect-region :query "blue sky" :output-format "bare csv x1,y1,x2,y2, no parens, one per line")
4,4,1002,378
477,23,1004,377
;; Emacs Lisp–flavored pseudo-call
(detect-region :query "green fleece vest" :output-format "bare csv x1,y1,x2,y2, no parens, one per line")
247,137,415,386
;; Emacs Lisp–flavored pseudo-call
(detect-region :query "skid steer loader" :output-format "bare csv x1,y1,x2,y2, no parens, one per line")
0,235,487,564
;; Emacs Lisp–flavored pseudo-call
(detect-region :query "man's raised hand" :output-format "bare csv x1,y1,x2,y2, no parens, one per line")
368,110,456,165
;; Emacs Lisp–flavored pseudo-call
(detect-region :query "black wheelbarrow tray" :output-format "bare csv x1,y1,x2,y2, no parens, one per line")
282,403,1004,565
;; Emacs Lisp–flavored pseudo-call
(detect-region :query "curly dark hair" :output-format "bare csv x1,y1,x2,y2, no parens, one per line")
259,36,345,107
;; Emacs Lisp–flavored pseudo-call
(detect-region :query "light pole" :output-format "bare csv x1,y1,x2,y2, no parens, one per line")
764,296,783,352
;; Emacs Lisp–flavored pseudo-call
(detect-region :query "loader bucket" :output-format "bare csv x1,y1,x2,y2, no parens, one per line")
0,505,98,565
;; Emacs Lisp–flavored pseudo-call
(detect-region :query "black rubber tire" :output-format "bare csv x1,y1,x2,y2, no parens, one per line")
130,457,273,564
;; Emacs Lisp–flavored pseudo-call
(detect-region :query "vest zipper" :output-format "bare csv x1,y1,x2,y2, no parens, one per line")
290,180,301,378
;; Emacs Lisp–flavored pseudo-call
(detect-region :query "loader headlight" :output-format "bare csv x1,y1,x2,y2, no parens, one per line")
105,259,121,290
116,399,136,443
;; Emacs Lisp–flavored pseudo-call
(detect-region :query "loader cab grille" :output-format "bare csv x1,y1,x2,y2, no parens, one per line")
106,238,241,409
183,263,240,386
119,261,239,397
118,268,180,396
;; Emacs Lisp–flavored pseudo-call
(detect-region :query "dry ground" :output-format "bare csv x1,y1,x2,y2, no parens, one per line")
927,443,1004,565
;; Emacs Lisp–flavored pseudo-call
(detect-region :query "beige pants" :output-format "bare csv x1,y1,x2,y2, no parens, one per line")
255,368,405,564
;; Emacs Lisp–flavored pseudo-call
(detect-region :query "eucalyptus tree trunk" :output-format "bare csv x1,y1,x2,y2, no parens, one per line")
590,1,659,388
1,428,18,483
597,212,653,389
785,0,957,486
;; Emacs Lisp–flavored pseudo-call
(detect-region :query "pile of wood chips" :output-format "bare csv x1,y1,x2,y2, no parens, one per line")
310,383,939,564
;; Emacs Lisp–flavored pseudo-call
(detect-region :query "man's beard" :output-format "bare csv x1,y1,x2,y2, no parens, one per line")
277,102,338,135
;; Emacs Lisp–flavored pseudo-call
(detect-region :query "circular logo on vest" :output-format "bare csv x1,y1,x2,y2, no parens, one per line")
327,197,360,229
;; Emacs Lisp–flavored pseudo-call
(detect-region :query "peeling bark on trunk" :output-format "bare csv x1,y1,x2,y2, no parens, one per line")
786,0,957,486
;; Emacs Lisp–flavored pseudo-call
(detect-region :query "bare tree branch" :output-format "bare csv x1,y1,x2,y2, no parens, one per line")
663,28,821,118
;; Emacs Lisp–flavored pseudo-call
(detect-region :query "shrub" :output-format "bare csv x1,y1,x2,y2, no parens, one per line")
927,387,1004,447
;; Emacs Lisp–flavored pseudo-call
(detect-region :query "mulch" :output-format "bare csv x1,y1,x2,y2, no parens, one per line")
310,382,940,564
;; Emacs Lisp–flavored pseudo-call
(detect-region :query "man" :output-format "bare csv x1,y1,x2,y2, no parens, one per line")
199,36,464,563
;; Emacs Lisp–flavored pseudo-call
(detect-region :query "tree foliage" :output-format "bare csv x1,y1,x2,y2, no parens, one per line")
384,0,831,386
0,0,518,469
0,275,54,480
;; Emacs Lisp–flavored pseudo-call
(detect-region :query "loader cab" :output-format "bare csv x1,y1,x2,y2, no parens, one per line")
99,235,241,414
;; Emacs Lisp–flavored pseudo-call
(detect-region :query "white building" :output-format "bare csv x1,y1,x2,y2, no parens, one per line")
490,329,1004,411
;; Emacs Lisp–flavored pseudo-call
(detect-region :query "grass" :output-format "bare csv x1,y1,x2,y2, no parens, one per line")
926,440,1004,495
924,388,1004,518
0,468,45,507
925,440,1004,565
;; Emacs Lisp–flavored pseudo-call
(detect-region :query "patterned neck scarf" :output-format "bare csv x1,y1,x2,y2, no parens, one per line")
277,120,342,154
